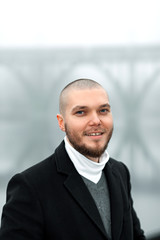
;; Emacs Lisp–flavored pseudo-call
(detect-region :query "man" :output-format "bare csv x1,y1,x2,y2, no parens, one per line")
0,78,146,239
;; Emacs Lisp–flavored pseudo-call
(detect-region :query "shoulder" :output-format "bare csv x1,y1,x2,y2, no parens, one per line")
108,157,129,171
108,157,130,182
8,141,66,193
22,153,55,178
6,153,56,197
19,140,66,183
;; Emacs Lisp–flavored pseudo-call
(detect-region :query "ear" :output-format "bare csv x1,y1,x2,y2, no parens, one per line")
57,114,65,132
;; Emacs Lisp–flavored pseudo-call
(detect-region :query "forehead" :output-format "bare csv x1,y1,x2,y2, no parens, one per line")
66,88,109,109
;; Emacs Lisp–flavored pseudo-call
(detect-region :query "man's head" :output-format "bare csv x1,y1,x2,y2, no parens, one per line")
57,78,113,162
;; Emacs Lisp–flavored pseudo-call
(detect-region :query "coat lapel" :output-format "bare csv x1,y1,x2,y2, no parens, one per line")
55,141,108,238
64,172,108,238
104,159,124,240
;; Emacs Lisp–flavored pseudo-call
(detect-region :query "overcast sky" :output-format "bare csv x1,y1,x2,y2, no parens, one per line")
0,0,160,47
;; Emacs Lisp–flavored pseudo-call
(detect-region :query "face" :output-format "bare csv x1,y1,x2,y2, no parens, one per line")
57,88,113,162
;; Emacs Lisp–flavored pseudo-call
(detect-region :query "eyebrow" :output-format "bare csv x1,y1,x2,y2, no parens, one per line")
71,103,111,113
100,103,111,109
71,106,88,113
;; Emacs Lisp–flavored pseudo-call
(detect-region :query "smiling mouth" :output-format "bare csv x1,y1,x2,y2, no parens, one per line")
86,132,103,136
84,130,105,137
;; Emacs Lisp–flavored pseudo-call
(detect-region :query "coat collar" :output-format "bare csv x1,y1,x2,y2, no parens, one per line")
55,141,124,240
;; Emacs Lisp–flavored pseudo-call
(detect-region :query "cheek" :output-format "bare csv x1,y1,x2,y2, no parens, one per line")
67,117,86,130
72,124,85,134
109,119,114,127
65,122,83,135
104,118,113,129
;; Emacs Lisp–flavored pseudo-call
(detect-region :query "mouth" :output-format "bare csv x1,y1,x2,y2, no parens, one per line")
86,132,103,136
84,130,105,140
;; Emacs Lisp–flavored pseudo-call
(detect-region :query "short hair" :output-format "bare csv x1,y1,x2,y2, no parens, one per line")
59,78,103,115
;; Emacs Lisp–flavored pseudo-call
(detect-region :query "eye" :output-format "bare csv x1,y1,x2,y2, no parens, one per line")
100,109,109,114
75,111,85,115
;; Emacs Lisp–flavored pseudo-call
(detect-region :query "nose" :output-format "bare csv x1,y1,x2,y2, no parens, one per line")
88,112,101,126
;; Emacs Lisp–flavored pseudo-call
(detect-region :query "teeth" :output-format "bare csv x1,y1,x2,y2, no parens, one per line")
88,133,102,136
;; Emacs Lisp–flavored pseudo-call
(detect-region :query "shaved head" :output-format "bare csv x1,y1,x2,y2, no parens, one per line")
59,78,105,115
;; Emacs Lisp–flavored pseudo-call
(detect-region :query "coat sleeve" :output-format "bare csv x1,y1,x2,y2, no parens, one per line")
0,173,44,240
122,163,146,240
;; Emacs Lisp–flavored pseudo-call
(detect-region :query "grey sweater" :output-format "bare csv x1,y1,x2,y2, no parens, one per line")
82,171,112,239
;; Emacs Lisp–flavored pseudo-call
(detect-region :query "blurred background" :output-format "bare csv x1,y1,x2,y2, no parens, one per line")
0,0,160,239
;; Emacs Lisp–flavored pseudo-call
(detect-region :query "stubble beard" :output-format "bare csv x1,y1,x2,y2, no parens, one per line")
65,124,113,159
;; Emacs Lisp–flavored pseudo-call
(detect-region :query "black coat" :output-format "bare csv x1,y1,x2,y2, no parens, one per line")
0,141,146,240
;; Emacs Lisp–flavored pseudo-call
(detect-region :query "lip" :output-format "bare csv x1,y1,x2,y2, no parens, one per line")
85,132,104,139
87,132,103,135
85,130,105,135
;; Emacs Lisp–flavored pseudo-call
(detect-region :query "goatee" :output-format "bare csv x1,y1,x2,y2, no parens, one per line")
65,125,113,159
